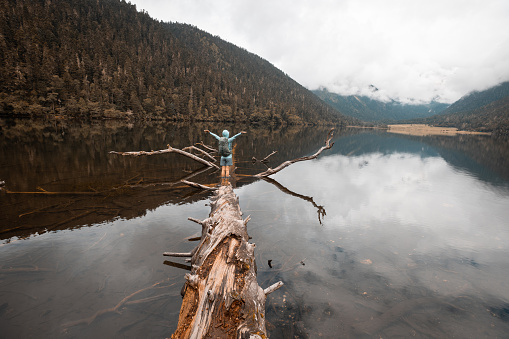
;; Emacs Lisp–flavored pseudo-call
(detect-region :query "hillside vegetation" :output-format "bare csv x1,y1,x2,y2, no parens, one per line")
0,0,353,126
424,82,509,137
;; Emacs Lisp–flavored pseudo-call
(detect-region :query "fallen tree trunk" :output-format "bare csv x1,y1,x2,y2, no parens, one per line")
107,130,336,337
166,185,282,338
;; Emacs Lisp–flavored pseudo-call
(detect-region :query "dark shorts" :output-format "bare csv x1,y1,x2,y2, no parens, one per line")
220,156,233,166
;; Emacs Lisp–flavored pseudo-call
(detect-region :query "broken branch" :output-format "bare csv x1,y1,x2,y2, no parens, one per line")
180,180,217,191
262,176,326,224
252,151,278,164
109,145,220,169
264,281,284,295
182,145,217,163
254,128,334,177
163,252,193,257
195,141,218,153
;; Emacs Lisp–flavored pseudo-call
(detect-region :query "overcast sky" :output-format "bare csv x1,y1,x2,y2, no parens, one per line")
128,0,509,104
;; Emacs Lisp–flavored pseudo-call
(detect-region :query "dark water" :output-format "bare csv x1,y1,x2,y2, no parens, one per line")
1,119,509,338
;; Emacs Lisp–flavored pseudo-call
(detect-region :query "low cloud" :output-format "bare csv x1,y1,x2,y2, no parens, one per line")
130,0,509,103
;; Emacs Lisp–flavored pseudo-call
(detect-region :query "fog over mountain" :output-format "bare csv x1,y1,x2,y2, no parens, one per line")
130,0,509,104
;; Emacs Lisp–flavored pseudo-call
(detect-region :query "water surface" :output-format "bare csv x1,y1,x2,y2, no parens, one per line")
1,120,509,338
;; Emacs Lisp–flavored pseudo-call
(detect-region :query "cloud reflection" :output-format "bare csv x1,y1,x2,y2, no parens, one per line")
258,152,509,300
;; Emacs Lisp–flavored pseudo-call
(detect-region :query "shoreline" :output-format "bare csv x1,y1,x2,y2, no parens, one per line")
386,124,491,136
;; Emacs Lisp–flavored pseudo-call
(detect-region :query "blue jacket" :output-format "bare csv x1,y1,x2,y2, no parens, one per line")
208,130,242,159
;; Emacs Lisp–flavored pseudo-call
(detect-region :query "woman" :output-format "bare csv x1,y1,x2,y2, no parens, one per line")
204,129,247,178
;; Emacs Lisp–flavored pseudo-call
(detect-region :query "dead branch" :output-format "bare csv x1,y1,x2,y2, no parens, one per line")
5,190,98,195
180,180,218,191
188,217,206,226
252,151,278,164
109,145,220,169
163,252,193,257
262,177,326,224
123,166,216,190
182,145,216,163
62,280,173,329
0,266,54,273
261,150,278,162
264,281,284,295
195,141,218,153
7,166,216,198
254,128,334,177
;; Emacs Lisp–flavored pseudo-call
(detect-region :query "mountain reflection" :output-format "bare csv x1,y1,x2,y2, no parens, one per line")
329,130,509,185
0,119,333,240
2,120,509,338
249,148,509,337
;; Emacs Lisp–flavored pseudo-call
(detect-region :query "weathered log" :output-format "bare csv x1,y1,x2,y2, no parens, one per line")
106,130,334,337
169,184,283,339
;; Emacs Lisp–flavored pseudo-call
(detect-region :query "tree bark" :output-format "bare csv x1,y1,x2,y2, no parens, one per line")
168,185,282,339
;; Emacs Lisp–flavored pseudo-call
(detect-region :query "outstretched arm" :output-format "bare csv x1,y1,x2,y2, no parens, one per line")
229,131,247,142
204,129,220,140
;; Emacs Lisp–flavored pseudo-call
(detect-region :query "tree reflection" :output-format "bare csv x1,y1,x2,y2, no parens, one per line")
0,119,334,240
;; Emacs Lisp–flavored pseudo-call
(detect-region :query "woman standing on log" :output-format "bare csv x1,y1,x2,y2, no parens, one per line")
204,129,246,180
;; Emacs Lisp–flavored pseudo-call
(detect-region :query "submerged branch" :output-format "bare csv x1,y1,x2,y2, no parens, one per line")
252,151,278,164
62,280,173,329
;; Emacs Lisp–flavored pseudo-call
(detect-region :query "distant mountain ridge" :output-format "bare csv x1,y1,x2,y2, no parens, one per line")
424,81,509,136
312,88,449,123
0,0,353,126
313,82,509,137
439,81,509,116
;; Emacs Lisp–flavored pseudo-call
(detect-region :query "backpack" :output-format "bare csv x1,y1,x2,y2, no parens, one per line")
218,137,231,157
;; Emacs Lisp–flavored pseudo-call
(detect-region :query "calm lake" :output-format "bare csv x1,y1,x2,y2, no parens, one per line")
1,119,509,338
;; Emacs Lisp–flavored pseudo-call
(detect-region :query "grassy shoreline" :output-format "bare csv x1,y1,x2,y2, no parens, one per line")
386,124,491,136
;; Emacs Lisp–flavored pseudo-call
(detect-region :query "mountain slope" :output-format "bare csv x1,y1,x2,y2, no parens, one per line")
313,88,449,123
425,82,509,136
0,0,352,125
439,82,509,116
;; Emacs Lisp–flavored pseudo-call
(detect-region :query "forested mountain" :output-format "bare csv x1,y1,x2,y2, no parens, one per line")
313,88,449,123
424,82,509,137
439,82,509,116
0,0,353,125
